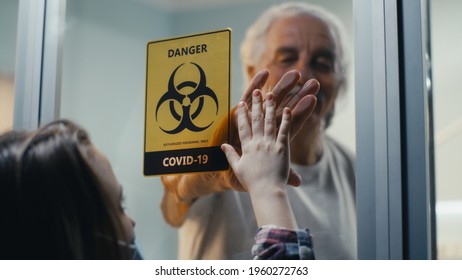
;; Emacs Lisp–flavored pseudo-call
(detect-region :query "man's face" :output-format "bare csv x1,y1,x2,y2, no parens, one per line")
254,15,341,127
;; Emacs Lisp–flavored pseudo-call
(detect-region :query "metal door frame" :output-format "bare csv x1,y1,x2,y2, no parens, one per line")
13,0,66,130
354,0,435,259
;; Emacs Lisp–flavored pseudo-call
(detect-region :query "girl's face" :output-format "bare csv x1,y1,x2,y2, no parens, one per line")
88,145,136,243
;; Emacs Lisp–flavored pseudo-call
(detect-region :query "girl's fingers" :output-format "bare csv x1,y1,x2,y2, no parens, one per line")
277,107,292,146
251,90,264,138
221,144,241,173
236,101,251,145
264,93,277,139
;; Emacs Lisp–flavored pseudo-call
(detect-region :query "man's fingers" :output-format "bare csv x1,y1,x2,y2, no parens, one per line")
301,79,320,96
270,70,301,106
277,78,320,110
291,95,317,139
240,69,269,106
278,79,319,140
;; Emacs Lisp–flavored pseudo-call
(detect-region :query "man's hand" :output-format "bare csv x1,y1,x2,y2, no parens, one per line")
239,69,319,140
230,69,318,187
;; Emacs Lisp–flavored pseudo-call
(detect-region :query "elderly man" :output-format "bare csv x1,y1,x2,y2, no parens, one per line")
161,2,356,260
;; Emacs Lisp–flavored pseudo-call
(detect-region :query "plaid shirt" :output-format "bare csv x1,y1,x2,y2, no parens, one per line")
252,225,315,260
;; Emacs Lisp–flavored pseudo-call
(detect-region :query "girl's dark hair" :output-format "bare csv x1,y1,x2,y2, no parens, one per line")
15,120,130,259
0,130,29,259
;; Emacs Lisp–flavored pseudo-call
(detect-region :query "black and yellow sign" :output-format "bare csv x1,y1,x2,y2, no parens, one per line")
144,29,231,176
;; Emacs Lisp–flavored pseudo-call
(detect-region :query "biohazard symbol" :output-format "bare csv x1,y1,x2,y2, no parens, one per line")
155,62,219,134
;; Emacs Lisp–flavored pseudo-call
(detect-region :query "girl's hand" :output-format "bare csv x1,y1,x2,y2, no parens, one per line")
221,90,291,195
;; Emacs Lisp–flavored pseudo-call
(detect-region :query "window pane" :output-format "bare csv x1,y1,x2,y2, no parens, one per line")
60,0,355,259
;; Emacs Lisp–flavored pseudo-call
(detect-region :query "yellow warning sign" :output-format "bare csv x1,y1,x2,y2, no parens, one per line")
144,29,231,176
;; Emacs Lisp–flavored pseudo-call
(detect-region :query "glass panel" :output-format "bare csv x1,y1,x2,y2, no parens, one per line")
61,0,176,260
60,0,355,259
0,0,19,133
430,0,462,259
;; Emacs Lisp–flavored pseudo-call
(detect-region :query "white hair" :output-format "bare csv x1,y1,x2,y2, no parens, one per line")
240,2,349,91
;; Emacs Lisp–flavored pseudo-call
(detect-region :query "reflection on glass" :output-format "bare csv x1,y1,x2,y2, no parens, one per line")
431,0,462,259
0,0,19,133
